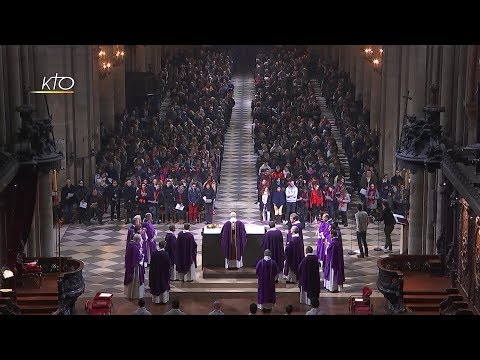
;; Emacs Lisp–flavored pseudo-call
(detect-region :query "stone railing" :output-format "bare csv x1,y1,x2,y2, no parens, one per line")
377,255,442,314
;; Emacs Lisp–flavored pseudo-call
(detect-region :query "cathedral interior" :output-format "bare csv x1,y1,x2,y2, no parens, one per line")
0,44,479,316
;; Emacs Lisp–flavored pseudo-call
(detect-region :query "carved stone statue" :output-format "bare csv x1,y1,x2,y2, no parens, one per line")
15,104,61,162
429,83,439,105
396,85,445,172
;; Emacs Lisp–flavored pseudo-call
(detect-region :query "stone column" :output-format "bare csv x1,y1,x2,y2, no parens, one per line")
412,46,427,116
338,45,347,71
72,45,94,182
136,45,146,72
455,45,467,146
369,68,381,130
157,45,162,71
90,46,101,180
20,45,30,93
435,169,444,253
99,67,115,131
0,46,7,148
350,46,357,83
33,46,49,119
431,45,441,85
440,45,455,137
112,45,126,116
425,172,437,254
38,171,54,257
398,45,409,136
355,52,364,100
414,46,428,253
382,45,401,176
378,49,388,173
28,182,40,257
363,59,372,110
408,170,425,254
425,45,442,255
6,45,22,140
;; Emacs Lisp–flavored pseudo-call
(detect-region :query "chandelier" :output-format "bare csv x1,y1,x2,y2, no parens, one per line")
98,46,112,79
362,46,383,75
113,45,125,66
97,45,126,79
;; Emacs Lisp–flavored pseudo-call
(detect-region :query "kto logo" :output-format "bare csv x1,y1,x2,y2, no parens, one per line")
30,73,75,94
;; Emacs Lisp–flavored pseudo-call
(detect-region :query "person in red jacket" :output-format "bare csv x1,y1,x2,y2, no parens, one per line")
271,165,285,182
309,183,324,224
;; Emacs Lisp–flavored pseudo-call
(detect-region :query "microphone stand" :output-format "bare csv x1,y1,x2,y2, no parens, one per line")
347,226,355,255
374,217,382,251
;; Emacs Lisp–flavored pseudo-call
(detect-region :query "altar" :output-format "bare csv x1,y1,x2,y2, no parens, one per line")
202,223,266,269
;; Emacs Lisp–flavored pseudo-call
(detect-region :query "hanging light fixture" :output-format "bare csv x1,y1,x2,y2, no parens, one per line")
98,46,112,79
113,45,125,66
362,46,383,75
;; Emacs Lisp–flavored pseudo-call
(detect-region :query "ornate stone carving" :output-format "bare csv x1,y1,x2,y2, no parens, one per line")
15,104,62,170
396,84,445,173
56,260,85,315
377,268,406,314
442,153,480,216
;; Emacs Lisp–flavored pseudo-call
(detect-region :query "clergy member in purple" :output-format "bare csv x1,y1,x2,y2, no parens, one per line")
262,221,285,281
142,213,157,266
286,213,304,244
298,246,320,305
175,223,197,282
283,225,305,283
165,224,178,281
124,234,145,299
220,212,247,269
126,215,142,248
316,213,331,267
324,228,345,292
131,224,147,267
256,249,279,312
149,240,171,304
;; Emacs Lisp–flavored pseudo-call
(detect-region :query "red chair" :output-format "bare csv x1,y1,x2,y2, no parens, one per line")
85,292,114,315
348,287,373,315
21,260,43,288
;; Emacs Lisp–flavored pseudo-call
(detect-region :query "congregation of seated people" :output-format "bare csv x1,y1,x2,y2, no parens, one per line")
59,48,235,226
318,59,409,216
252,48,352,226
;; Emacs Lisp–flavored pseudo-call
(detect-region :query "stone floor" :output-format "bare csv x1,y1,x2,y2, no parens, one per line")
60,74,402,311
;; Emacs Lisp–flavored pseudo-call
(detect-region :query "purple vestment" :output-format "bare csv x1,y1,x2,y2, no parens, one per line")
298,254,321,300
324,236,345,285
143,221,156,240
175,231,197,273
149,249,171,295
283,235,305,277
262,229,284,271
124,240,145,286
220,220,247,261
164,232,177,265
126,225,135,247
256,258,279,305
142,221,157,262
316,221,331,263
286,221,304,244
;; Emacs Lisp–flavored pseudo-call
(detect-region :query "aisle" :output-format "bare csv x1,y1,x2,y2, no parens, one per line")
213,75,259,224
